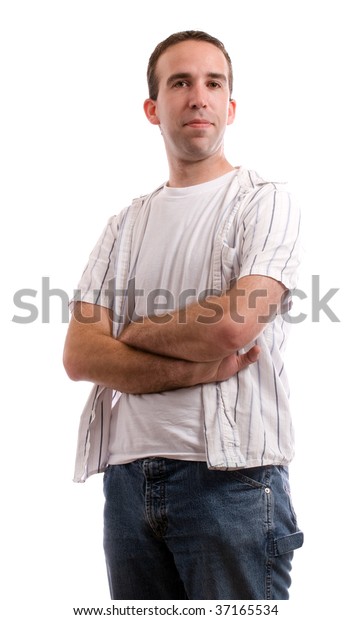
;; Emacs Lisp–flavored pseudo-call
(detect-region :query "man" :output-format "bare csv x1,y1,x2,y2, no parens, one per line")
63,30,303,600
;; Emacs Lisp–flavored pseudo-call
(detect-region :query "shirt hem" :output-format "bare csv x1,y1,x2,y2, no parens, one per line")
107,453,208,465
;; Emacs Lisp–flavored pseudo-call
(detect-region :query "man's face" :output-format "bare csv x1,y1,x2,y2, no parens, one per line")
144,40,236,165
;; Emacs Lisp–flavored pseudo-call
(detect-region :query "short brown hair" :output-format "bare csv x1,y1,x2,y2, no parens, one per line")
147,30,233,100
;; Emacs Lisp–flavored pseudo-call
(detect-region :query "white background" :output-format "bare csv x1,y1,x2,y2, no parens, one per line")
1,1,350,618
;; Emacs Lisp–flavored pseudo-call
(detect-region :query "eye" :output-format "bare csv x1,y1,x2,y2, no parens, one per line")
172,80,189,88
208,81,221,89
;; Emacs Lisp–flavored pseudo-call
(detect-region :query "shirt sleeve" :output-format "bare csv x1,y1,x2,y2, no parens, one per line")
236,184,301,291
70,210,126,310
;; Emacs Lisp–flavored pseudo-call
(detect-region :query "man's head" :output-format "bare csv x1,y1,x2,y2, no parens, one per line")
147,30,233,101
144,31,236,184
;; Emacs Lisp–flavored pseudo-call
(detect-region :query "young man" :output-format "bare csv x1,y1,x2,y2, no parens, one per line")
63,30,303,600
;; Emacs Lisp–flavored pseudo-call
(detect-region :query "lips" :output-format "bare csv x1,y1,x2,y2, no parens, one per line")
184,119,213,127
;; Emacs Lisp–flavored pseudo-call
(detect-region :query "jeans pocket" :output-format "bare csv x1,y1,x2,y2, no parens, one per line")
273,531,304,556
230,466,269,489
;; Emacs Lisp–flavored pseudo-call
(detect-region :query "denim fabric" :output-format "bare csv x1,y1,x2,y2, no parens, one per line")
103,460,303,600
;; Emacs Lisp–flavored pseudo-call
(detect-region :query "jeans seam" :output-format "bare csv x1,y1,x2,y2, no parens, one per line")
264,467,273,600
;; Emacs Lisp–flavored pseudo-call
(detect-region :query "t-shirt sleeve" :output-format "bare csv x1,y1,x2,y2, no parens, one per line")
70,212,123,310
237,185,301,291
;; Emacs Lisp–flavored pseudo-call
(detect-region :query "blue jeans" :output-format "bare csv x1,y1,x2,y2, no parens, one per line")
103,459,303,600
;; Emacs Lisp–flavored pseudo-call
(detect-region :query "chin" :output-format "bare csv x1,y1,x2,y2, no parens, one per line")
183,141,214,158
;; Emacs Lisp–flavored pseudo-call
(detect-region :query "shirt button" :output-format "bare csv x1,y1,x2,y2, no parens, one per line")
265,487,271,494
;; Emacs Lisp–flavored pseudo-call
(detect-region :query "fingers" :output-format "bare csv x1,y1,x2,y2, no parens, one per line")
237,345,261,370
214,346,261,383
245,345,261,363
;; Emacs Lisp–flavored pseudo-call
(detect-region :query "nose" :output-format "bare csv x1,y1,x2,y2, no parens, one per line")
188,84,207,109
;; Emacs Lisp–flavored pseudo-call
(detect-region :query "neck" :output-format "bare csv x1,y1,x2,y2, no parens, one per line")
167,155,236,188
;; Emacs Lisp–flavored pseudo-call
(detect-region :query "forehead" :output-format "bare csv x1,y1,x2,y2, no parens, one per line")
156,40,229,83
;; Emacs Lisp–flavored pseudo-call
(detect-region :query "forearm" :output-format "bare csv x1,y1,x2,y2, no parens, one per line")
63,302,260,395
119,296,228,362
120,276,285,362
64,332,212,394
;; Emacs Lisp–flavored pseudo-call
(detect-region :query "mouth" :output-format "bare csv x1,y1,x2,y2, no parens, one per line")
184,119,213,128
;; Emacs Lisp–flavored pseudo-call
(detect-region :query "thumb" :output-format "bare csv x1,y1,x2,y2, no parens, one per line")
239,345,261,368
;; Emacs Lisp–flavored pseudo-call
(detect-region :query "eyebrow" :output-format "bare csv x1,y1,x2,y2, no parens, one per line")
166,72,228,86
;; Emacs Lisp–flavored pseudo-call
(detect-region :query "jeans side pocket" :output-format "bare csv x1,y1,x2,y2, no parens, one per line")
273,531,304,556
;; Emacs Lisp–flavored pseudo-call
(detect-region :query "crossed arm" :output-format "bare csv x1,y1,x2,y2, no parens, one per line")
120,275,286,361
63,275,285,394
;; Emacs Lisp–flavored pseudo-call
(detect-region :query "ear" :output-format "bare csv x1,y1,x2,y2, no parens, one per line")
227,99,236,126
144,98,160,125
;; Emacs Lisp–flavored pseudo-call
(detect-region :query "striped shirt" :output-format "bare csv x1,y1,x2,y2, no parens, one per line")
71,167,301,482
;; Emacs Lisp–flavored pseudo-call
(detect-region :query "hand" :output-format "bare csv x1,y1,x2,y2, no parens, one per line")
209,345,260,383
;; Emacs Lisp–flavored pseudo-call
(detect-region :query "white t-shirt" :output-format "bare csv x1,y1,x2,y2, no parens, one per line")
108,169,242,464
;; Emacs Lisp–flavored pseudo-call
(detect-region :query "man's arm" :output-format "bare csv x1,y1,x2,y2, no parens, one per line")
119,275,286,362
63,302,260,394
